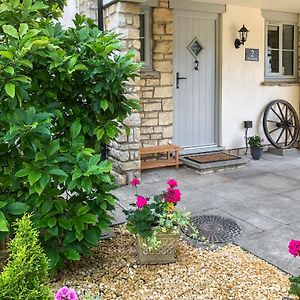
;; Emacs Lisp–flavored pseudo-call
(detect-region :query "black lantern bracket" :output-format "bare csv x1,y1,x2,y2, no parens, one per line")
235,25,249,49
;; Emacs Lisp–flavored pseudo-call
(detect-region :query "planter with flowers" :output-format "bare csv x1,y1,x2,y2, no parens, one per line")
124,178,197,264
248,135,264,160
288,240,300,299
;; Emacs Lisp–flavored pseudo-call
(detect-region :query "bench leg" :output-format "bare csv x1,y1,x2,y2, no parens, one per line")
175,150,179,169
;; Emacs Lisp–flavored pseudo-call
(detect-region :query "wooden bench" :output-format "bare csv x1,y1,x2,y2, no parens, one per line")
140,144,182,170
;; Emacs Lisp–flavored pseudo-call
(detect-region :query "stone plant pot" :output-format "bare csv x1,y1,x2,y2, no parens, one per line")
136,232,179,264
250,147,263,160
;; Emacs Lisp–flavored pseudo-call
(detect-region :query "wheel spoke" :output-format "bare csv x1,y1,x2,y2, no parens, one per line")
269,127,280,134
288,127,294,139
271,107,283,122
285,128,288,146
276,129,284,144
277,103,285,121
267,120,279,124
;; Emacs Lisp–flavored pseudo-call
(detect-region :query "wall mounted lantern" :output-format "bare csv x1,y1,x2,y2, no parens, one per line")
234,25,249,49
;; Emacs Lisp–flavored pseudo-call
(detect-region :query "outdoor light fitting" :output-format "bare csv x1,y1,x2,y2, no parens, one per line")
235,25,249,49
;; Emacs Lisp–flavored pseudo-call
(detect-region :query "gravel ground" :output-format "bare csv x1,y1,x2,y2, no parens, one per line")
51,227,292,300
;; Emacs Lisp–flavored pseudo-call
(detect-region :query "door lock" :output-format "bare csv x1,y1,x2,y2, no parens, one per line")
176,72,187,89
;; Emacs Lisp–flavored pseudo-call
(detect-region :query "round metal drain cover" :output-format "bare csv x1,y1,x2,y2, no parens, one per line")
183,215,242,244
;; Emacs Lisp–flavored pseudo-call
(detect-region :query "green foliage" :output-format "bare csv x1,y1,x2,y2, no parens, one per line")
0,0,140,269
248,135,263,148
0,214,52,300
290,276,300,299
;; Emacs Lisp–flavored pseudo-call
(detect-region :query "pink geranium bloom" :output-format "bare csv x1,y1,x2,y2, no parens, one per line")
131,178,140,187
289,240,300,257
136,195,148,208
166,189,181,203
55,287,78,300
167,179,178,188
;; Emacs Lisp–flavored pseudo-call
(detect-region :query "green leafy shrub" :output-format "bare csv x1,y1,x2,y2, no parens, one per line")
0,214,52,300
0,0,140,269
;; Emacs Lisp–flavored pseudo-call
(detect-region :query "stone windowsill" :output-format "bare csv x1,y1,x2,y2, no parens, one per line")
261,80,300,87
140,69,160,79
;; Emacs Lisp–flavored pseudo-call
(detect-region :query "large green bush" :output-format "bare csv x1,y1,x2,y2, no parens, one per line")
0,214,52,300
0,0,140,269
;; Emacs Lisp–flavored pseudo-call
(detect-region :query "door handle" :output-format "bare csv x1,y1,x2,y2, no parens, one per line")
176,72,187,89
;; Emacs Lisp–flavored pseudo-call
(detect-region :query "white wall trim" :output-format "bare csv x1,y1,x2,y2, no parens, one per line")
170,0,225,13
261,9,299,23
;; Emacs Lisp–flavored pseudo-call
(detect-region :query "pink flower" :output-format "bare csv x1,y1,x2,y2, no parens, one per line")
136,195,148,209
167,179,178,188
289,240,300,257
131,178,140,187
55,287,78,300
166,189,181,203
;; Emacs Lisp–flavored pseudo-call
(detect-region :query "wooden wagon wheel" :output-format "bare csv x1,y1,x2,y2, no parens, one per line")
263,100,300,149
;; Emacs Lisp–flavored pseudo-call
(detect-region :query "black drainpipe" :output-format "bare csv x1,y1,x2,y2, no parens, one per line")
98,0,104,31
98,0,108,160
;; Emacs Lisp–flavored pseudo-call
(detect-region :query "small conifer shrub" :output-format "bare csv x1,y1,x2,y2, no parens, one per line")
0,214,52,300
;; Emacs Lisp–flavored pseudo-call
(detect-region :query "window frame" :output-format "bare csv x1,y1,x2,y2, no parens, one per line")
264,21,298,80
140,7,152,70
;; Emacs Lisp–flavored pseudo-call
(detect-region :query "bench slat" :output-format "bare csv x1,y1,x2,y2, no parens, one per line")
140,144,181,155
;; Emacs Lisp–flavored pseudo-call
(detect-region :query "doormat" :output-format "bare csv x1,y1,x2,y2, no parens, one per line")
184,152,240,164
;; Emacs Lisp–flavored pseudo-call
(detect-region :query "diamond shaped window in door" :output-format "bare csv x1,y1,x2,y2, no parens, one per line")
187,37,203,59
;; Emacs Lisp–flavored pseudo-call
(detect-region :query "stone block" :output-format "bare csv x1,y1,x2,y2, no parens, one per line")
162,126,173,138
141,127,154,134
154,126,163,133
146,79,160,86
162,98,173,111
142,91,153,98
153,24,165,35
116,2,140,14
142,118,158,126
151,133,162,140
166,23,173,34
142,140,158,147
144,102,161,111
116,28,140,40
160,73,173,85
154,86,172,98
145,112,158,118
110,148,130,162
153,8,173,22
153,61,172,72
159,111,172,125
124,113,141,127
153,41,173,53
120,161,140,172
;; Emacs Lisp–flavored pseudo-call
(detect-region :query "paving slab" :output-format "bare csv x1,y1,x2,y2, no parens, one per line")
113,153,300,274
237,225,300,275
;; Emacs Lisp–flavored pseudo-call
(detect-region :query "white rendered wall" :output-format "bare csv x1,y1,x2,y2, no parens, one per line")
221,5,299,149
60,0,79,28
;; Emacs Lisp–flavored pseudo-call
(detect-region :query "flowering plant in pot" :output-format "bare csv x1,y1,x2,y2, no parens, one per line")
288,240,300,298
124,178,197,264
248,135,264,160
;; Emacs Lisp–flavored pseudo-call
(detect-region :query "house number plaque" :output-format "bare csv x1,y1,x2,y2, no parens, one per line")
245,48,259,61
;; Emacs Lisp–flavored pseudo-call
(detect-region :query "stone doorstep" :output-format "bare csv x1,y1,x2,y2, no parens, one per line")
180,155,250,173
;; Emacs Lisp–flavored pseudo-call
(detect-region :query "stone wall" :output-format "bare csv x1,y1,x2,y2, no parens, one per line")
103,2,142,185
78,0,98,20
140,0,174,147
